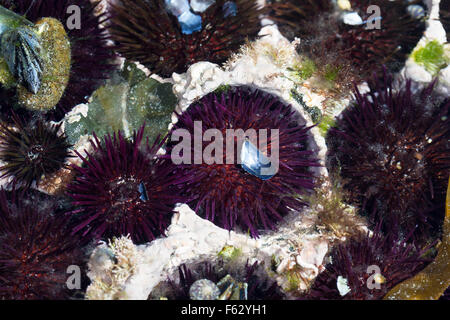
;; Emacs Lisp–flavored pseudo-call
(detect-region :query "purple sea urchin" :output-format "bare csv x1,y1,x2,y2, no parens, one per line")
0,189,85,300
0,0,116,121
306,227,432,300
0,115,72,189
268,0,333,41
150,258,284,300
441,0,450,40
166,86,320,237
107,0,263,77
270,0,426,86
67,126,185,244
326,72,450,236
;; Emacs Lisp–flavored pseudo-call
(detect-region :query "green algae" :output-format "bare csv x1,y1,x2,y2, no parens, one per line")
412,40,448,75
64,61,177,145
218,245,242,262
318,114,336,137
0,58,15,88
290,88,322,124
285,269,302,292
289,58,317,81
213,84,231,95
323,64,341,83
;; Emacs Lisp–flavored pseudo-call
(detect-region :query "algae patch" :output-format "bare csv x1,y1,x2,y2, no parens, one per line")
412,40,449,75
64,62,177,145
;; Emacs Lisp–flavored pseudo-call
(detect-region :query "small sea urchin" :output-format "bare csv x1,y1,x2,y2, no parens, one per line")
0,0,116,120
150,258,284,300
270,0,427,86
67,126,185,244
306,227,432,300
0,189,84,300
107,0,263,77
166,86,319,237
0,115,72,189
326,72,450,236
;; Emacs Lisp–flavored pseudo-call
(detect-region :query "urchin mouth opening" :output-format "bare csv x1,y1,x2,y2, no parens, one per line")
104,176,149,222
26,144,44,162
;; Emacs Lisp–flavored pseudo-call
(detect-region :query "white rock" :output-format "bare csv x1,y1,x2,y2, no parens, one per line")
437,65,450,95
403,59,433,83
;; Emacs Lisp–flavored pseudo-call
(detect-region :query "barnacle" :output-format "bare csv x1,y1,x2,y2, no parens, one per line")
0,0,116,121
0,5,43,94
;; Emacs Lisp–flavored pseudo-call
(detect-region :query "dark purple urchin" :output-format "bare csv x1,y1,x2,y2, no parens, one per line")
107,0,264,77
67,126,185,244
166,86,320,238
267,0,333,41
0,0,116,121
150,259,284,300
270,0,426,82
0,115,72,189
0,189,85,300
441,0,450,40
306,228,432,300
440,286,450,300
326,72,450,237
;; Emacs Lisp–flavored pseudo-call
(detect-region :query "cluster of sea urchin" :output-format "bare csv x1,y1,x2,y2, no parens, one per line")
67,126,185,244
0,189,85,300
0,115,72,189
306,227,432,300
150,258,284,300
166,86,320,238
269,0,427,86
326,72,450,237
107,0,263,77
0,0,116,121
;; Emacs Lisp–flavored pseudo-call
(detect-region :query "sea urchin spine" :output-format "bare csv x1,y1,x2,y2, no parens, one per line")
166,86,320,237
67,126,185,244
326,72,450,235
306,227,432,300
107,0,264,77
0,189,84,300
0,115,72,189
